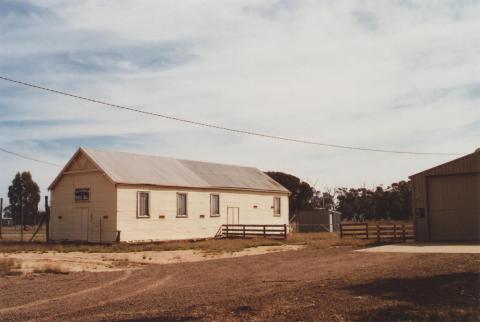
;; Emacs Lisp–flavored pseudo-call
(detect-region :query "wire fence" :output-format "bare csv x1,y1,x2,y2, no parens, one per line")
0,223,47,242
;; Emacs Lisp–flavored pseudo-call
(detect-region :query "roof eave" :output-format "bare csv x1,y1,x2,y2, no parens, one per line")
114,182,290,195
48,147,116,190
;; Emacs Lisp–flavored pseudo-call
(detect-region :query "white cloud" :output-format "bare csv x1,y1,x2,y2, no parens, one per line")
1,0,480,206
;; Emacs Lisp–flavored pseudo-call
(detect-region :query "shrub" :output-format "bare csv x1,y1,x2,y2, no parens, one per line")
33,264,68,274
0,258,21,277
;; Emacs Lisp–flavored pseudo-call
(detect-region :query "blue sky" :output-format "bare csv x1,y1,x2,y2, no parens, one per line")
1,0,479,208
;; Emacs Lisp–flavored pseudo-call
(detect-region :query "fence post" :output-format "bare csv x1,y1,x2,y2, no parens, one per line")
393,224,397,241
376,225,380,242
45,196,50,243
263,225,266,238
339,223,343,238
226,225,229,238
243,225,245,239
365,222,369,239
402,224,406,242
284,224,287,239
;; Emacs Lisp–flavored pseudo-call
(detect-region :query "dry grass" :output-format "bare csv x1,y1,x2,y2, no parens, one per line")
0,258,22,277
0,232,376,255
109,258,130,268
33,264,69,275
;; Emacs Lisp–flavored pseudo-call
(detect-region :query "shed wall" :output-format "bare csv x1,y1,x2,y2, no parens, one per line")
411,152,480,241
116,186,289,242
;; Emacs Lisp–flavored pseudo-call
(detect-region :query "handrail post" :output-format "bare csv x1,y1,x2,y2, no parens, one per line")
263,225,266,238
284,224,287,239
243,225,245,239
340,223,343,238
402,224,406,242
377,225,380,242
393,224,396,241
365,222,369,239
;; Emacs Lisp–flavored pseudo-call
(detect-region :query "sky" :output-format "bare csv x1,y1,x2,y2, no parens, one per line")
1,0,479,208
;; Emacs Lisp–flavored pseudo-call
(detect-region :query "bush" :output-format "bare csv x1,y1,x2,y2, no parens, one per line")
0,258,21,277
33,264,68,274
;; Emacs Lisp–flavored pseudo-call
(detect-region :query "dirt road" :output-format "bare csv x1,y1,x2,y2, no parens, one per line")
0,247,479,321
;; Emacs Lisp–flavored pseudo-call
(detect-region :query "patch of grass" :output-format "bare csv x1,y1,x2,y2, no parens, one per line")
0,258,21,277
33,264,69,275
110,258,130,268
0,232,375,255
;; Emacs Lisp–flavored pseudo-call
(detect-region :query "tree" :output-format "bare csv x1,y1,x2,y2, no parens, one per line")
336,181,412,221
7,172,40,228
265,171,314,215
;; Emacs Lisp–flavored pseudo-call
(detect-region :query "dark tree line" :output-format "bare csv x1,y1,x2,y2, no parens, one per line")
266,172,412,221
265,172,314,214
336,181,412,221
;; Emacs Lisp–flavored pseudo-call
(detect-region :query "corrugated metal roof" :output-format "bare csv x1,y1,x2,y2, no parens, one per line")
409,150,480,178
51,147,289,193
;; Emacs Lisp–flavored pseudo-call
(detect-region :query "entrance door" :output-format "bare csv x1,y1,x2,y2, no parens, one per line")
227,207,240,225
79,208,89,241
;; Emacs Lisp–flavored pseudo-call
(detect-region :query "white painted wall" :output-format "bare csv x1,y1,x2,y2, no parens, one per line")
116,185,289,242
51,151,289,243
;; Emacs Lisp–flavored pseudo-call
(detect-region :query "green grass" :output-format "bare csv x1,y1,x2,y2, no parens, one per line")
0,232,375,255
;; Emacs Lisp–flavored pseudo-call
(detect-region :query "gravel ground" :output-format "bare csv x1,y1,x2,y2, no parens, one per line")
357,243,480,254
0,247,478,322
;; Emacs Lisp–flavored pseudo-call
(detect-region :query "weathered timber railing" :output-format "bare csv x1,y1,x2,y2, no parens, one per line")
340,222,414,242
222,224,287,239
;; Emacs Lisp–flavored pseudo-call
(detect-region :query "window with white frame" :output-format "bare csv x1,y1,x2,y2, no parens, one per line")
210,194,220,217
273,197,281,216
177,193,188,217
137,191,150,218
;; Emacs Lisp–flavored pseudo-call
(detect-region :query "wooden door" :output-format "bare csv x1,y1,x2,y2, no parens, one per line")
79,208,89,241
227,207,239,225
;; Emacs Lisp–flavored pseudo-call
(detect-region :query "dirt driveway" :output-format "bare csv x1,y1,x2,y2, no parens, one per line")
0,247,478,322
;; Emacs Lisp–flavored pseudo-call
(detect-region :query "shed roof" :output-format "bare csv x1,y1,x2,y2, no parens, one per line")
49,147,289,194
409,150,480,178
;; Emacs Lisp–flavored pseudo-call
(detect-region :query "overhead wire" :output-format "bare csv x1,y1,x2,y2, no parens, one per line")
0,147,62,167
0,75,462,157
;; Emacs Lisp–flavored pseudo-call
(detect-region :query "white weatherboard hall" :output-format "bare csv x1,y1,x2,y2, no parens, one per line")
49,147,290,243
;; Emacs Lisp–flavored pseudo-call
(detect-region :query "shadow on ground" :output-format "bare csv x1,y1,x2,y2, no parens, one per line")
346,272,480,322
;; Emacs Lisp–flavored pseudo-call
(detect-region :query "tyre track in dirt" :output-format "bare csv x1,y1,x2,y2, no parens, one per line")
0,270,133,315
35,273,173,322
0,266,173,322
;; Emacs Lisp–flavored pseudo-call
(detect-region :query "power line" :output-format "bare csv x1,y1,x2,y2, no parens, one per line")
0,75,462,156
0,147,62,167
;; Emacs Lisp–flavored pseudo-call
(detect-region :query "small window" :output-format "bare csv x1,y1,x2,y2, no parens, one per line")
210,194,220,217
273,197,281,216
177,193,188,217
75,188,90,202
137,192,150,218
